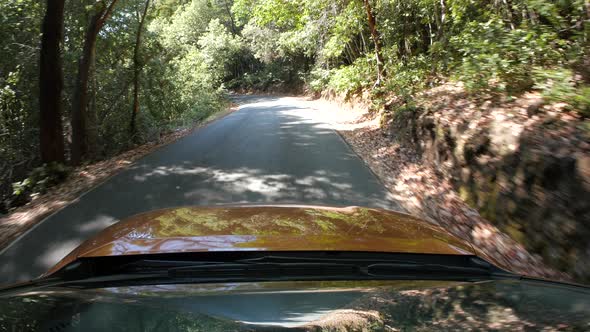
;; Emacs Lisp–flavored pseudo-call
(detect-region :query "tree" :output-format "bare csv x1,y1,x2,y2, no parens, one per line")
39,0,66,164
130,0,151,136
220,0,237,35
361,0,385,86
70,0,120,165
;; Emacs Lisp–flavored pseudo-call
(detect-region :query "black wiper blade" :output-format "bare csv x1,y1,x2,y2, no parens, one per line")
114,256,422,274
236,256,503,277
235,255,421,265
168,262,360,279
118,259,229,273
115,255,502,278
366,263,492,277
166,259,499,280
47,253,518,288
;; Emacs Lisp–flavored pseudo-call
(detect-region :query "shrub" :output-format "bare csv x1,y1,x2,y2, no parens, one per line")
307,67,332,93
450,18,564,94
12,162,70,200
534,68,590,116
383,56,431,99
313,57,373,96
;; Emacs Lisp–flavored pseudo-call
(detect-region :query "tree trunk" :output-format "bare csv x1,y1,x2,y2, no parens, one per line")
130,0,151,137
502,0,516,30
222,0,237,35
39,0,66,164
360,30,368,53
70,11,101,165
361,0,385,86
86,59,99,157
440,0,446,32
70,0,119,165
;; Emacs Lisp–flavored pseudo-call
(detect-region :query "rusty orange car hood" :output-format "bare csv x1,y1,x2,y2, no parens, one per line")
47,205,479,275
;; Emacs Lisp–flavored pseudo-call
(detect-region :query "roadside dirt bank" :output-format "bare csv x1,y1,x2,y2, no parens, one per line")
302,86,586,282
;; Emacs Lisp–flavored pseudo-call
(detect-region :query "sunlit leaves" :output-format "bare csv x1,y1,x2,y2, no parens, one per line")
241,22,279,62
321,0,365,60
198,19,244,82
0,0,41,189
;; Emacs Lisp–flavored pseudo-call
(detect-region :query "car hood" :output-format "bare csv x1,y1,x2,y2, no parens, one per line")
47,205,480,275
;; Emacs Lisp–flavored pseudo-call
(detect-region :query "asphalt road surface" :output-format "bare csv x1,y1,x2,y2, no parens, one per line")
0,95,401,284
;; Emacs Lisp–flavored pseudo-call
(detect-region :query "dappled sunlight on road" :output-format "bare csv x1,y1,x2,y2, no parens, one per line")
131,164,366,205
0,95,400,284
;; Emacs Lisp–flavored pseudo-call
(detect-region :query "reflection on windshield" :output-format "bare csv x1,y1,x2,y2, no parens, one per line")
0,280,588,331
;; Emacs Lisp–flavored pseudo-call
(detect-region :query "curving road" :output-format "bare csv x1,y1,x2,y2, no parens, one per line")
0,95,401,284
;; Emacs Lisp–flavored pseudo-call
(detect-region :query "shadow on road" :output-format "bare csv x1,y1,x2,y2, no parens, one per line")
0,96,400,284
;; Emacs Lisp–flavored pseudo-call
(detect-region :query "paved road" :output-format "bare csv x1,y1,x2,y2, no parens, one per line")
0,95,400,284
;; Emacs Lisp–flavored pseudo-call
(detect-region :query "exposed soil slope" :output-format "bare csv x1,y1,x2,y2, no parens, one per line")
310,85,589,282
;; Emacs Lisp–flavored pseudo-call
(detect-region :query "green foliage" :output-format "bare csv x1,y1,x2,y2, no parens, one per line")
130,0,235,133
534,68,590,116
308,67,331,93
233,0,589,114
320,0,365,61
450,18,565,94
228,60,303,92
2,0,241,209
152,0,221,51
328,57,373,95
12,163,70,198
384,56,431,98
234,0,303,29
307,57,373,96
198,19,244,83
571,87,590,117
534,68,577,99
1,0,42,209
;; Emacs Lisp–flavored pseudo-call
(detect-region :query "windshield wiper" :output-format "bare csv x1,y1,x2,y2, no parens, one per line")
165,260,500,280
46,253,518,288
103,255,421,275
366,263,495,277
109,254,489,272
168,262,360,279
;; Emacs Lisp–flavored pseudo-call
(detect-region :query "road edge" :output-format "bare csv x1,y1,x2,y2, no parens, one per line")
0,103,240,254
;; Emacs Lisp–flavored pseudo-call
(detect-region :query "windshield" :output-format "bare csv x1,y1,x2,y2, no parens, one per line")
2,279,589,331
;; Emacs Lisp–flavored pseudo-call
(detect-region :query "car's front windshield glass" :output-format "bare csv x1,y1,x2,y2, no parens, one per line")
2,280,589,331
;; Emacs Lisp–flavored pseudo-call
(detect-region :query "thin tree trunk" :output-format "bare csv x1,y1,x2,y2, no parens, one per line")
39,0,66,164
71,11,101,165
351,35,362,58
70,0,119,165
222,0,237,35
361,0,385,86
502,0,516,29
360,30,368,53
438,0,448,67
440,0,446,31
130,0,151,137
344,43,355,64
435,0,447,41
87,57,99,157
